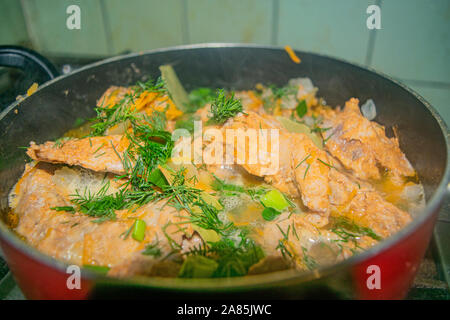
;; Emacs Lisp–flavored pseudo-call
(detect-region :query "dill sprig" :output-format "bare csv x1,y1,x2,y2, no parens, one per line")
276,224,294,260
261,84,297,112
301,246,318,271
208,89,244,125
331,217,381,242
142,240,162,258
90,78,166,137
189,198,233,236
211,174,267,201
330,217,381,255
295,154,311,169
53,137,74,149
317,158,335,169
303,163,311,179
69,182,122,223
184,236,264,278
121,123,174,190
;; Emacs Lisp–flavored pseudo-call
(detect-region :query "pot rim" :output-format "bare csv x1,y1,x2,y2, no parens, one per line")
1,43,449,291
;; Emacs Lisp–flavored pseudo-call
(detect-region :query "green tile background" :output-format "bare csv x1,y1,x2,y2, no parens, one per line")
20,0,109,56
186,0,273,44
0,0,29,46
104,0,185,54
0,0,449,125
277,0,373,65
408,84,450,125
371,0,450,83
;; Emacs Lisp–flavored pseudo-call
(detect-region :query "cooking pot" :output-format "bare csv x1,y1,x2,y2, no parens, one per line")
0,44,448,299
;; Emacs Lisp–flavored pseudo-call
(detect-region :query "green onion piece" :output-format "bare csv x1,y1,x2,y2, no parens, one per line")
50,206,75,213
261,189,290,212
296,100,307,118
83,265,110,274
262,207,280,221
178,255,218,278
132,219,147,242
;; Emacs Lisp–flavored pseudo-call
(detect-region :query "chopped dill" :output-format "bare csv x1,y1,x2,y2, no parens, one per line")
303,163,311,179
142,240,162,258
50,206,75,213
276,224,294,260
208,89,244,125
317,158,335,169
211,174,267,201
120,222,134,240
89,77,166,137
53,137,73,149
295,154,311,169
183,236,264,278
332,217,381,242
323,130,335,144
301,246,318,271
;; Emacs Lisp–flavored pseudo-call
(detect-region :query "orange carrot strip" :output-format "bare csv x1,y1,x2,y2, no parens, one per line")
284,45,301,64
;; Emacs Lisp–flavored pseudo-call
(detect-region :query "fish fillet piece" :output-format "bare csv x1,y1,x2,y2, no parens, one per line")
223,111,298,196
323,98,415,180
9,163,193,267
341,190,412,238
257,211,376,270
226,112,330,214
26,135,128,175
290,133,330,214
327,169,411,238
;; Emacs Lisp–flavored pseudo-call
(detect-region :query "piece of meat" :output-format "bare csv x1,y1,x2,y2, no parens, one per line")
255,211,376,270
9,163,193,267
328,169,360,207
224,111,298,196
26,135,128,175
290,133,330,214
342,190,412,238
225,111,330,214
323,98,415,180
327,169,411,238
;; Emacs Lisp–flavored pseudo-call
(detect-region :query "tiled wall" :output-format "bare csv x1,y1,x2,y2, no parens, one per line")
2,0,449,124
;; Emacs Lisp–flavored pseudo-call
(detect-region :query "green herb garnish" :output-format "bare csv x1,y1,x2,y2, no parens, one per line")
208,90,244,125
50,206,75,213
296,100,307,118
142,240,162,258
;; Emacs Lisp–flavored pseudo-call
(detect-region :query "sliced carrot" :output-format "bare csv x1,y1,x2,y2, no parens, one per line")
26,82,38,96
284,45,301,64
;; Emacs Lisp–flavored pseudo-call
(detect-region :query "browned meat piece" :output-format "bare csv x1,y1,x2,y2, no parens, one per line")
225,111,331,214
327,169,411,238
9,163,194,267
291,133,330,214
26,135,129,175
323,98,415,180
342,190,412,238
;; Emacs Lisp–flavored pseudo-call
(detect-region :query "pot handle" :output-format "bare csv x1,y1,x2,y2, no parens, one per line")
0,45,59,81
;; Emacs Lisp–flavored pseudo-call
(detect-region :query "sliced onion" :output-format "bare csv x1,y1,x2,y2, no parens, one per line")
361,99,377,120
